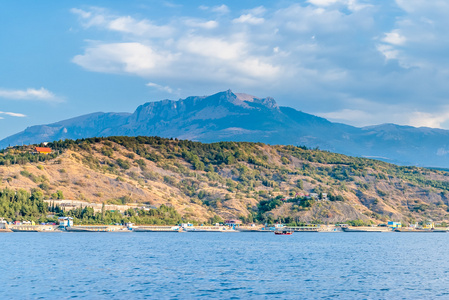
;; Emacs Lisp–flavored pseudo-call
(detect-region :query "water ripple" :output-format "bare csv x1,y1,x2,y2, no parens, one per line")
1,232,449,299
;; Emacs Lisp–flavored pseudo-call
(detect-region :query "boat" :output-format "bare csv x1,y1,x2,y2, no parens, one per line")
394,228,446,233
274,228,293,235
133,226,182,232
133,225,236,232
184,226,235,232
65,225,126,232
287,225,321,232
340,225,391,232
432,229,449,233
10,225,58,232
237,228,272,232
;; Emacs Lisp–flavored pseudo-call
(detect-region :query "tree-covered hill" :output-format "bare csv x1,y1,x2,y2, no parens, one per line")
1,136,449,225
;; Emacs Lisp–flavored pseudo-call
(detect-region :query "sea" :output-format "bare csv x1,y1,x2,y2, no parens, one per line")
1,232,449,299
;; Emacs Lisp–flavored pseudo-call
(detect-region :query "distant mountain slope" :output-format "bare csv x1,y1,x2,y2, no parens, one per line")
2,90,449,167
1,112,130,147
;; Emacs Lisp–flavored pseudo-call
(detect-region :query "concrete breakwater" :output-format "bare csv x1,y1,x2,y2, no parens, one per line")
3,224,235,232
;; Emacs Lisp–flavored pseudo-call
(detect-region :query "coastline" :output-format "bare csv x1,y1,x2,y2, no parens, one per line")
2,224,448,233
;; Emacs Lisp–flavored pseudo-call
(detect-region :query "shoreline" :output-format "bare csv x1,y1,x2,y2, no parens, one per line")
2,224,448,233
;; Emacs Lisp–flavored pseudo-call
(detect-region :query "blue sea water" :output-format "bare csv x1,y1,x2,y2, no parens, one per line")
1,232,449,299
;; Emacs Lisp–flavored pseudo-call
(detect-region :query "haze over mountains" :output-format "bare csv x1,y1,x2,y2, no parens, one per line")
2,90,449,168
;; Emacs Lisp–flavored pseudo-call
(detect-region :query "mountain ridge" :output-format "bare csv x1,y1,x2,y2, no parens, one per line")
2,90,449,167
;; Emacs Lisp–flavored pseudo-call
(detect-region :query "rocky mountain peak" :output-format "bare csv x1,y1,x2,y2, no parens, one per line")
207,90,279,110
2,91,449,167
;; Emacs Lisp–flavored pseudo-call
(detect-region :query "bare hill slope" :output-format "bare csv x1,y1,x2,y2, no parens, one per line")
2,136,449,224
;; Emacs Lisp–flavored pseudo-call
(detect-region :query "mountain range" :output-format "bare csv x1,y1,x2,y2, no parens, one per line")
2,90,449,168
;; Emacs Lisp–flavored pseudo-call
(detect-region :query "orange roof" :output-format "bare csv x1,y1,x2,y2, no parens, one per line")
35,147,52,153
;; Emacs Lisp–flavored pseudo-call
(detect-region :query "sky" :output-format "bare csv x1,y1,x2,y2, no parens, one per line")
1,0,449,139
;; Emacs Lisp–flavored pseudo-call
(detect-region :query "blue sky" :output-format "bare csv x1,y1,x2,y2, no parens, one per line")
1,0,449,139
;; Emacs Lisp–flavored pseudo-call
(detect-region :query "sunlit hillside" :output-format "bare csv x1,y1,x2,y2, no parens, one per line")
1,136,449,224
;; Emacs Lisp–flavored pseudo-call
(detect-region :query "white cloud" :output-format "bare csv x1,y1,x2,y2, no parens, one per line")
233,58,280,79
184,19,218,29
70,8,91,19
163,2,182,8
176,36,279,80
247,6,267,16
179,36,244,60
383,30,406,45
0,111,26,118
233,14,265,25
108,17,150,35
437,147,449,156
70,4,363,100
198,4,230,14
69,3,449,129
308,0,341,6
407,111,449,128
375,1,449,70
274,4,354,33
319,101,449,129
72,6,279,88
394,0,449,14
0,87,58,102
211,5,230,14
308,0,370,11
71,7,106,27
376,44,399,60
73,43,173,76
71,8,172,37
146,82,174,94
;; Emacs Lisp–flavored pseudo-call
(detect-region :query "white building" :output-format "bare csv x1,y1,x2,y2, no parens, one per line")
0,218,7,229
58,217,74,227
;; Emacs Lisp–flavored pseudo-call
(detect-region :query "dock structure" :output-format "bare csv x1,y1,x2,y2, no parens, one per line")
134,225,236,232
66,225,129,232
9,225,58,232
134,225,181,232
184,225,234,232
340,224,391,232
286,225,321,232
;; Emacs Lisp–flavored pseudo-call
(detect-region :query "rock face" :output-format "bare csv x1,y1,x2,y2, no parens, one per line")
2,90,449,167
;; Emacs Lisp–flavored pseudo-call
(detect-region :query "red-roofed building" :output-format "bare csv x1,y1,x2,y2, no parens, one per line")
35,147,52,154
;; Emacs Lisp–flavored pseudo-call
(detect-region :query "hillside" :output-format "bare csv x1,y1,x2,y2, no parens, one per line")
2,90,449,167
1,136,449,225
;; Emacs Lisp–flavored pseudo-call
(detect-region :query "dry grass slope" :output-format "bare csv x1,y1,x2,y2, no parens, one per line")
1,136,449,224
